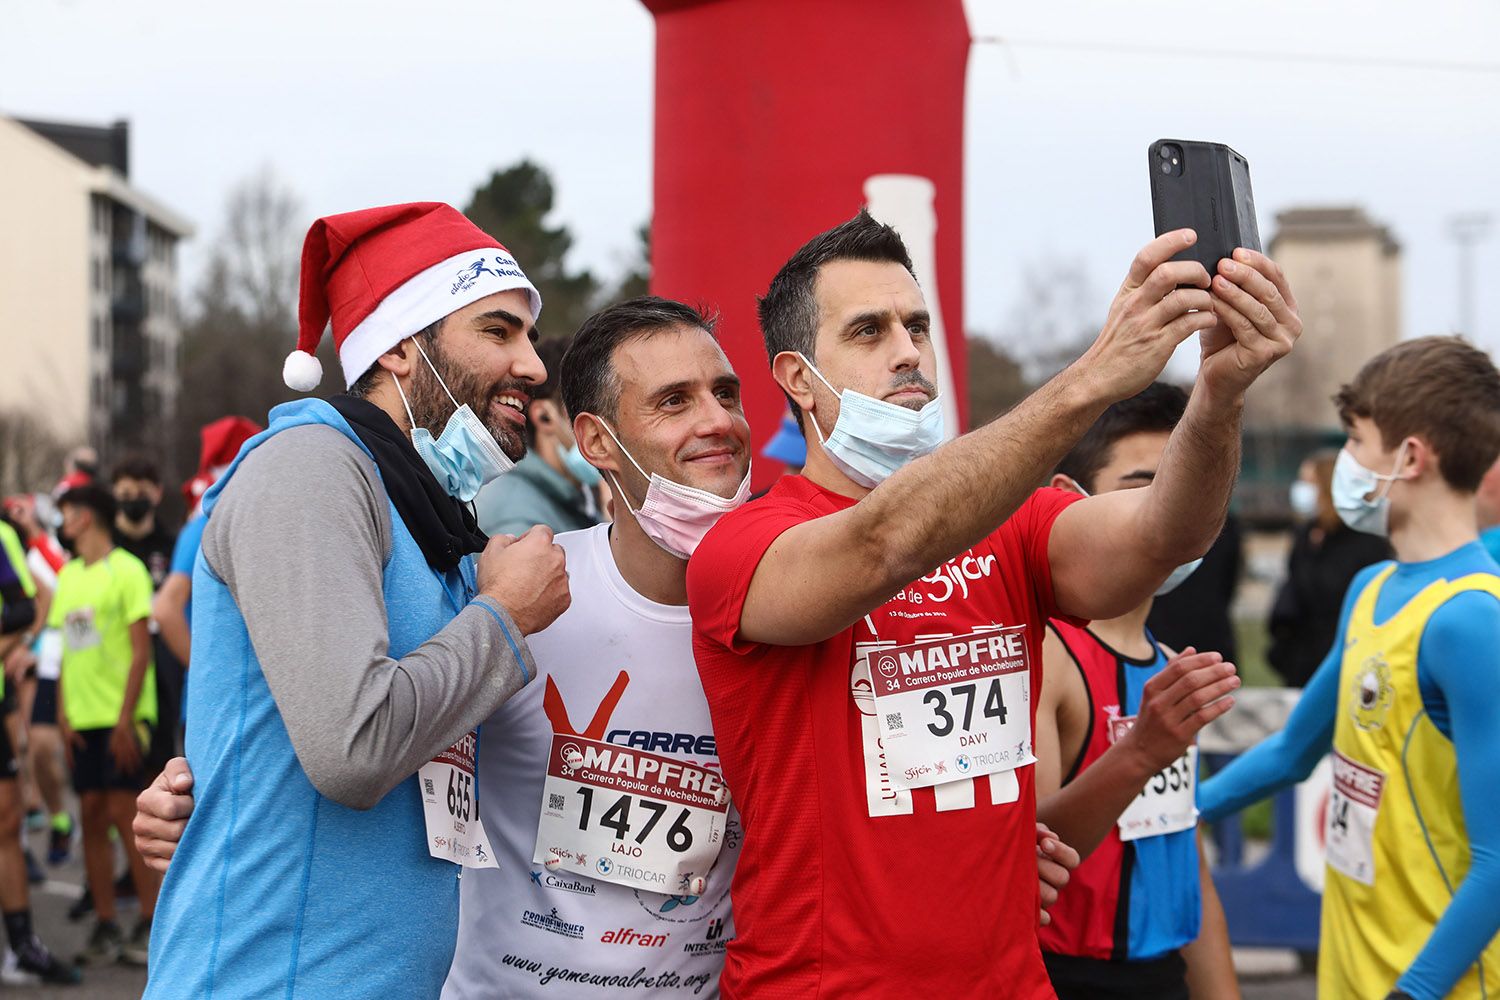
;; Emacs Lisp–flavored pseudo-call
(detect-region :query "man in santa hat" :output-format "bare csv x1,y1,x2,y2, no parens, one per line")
141,203,571,998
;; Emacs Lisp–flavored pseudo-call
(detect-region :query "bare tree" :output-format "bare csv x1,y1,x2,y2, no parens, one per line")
171,169,312,495
999,257,1103,383
0,409,72,497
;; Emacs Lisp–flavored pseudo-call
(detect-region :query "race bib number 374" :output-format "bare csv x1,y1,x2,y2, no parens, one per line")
871,625,1034,790
533,735,728,896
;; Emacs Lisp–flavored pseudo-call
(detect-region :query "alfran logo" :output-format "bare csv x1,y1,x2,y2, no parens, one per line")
600,927,668,948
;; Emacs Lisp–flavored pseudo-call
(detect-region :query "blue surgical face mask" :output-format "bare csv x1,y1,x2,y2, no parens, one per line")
393,340,515,502
1064,476,1201,596
1289,480,1320,519
561,443,603,487
1332,443,1408,537
797,353,944,488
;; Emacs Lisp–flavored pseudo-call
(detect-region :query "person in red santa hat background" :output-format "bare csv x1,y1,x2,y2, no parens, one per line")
139,202,572,997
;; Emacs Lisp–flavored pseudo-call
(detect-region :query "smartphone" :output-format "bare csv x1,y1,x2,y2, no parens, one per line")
1149,139,1261,274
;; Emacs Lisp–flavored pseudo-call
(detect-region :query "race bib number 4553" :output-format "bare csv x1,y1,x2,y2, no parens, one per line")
533,735,728,896
871,626,1034,790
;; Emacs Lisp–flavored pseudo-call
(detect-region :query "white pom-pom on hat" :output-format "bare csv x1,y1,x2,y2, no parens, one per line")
282,350,323,392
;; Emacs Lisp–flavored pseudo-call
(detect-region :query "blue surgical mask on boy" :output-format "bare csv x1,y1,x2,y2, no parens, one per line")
797,353,944,488
1331,443,1408,537
393,339,515,502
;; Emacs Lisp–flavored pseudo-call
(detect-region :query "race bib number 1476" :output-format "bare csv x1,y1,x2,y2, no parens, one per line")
533,736,728,896
871,626,1034,790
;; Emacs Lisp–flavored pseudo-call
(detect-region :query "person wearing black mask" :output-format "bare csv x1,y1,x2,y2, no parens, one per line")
110,457,174,591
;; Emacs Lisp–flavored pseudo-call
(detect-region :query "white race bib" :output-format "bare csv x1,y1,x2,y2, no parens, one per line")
533,735,728,896
419,730,498,869
1112,714,1198,842
62,608,101,652
1326,749,1384,886
870,625,1033,790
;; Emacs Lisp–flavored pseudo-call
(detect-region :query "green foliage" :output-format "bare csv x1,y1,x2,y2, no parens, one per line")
463,160,601,339
965,335,1033,430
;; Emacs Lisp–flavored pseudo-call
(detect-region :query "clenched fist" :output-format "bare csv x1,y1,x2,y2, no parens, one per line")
477,525,571,636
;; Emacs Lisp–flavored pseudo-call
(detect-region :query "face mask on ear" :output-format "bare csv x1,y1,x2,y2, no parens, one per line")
561,444,604,488
797,353,943,488
393,339,515,502
1331,443,1409,537
1064,476,1201,596
597,420,749,559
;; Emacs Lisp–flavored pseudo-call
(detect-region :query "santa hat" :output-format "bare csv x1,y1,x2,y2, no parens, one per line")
181,415,264,510
282,202,542,391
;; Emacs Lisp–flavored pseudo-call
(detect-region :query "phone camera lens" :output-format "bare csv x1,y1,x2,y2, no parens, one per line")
1160,161,1172,174
1159,146,1173,159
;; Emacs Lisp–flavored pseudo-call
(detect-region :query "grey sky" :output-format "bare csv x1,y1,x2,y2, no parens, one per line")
5,0,1497,379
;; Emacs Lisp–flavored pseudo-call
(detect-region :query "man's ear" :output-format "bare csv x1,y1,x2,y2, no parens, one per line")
772,351,818,423
573,414,619,473
528,399,553,429
374,337,417,379
1049,473,1084,495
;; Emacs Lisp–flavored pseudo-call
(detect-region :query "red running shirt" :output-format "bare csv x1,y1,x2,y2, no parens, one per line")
687,475,1082,999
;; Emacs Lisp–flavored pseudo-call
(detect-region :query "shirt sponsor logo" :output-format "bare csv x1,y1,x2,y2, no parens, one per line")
599,927,668,948
681,918,729,956
520,907,585,940
606,729,717,757
890,549,999,605
550,736,728,810
529,870,598,895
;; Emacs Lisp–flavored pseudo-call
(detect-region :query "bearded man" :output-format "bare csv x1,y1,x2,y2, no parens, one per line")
142,203,571,999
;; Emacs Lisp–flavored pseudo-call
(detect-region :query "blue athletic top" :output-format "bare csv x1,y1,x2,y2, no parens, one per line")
1201,541,1500,1000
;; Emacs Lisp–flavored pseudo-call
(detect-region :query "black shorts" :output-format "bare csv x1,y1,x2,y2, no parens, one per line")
31,677,58,726
71,726,152,794
0,714,17,781
1044,950,1189,1000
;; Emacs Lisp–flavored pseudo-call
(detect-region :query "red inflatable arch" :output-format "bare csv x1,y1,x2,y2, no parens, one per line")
642,0,971,488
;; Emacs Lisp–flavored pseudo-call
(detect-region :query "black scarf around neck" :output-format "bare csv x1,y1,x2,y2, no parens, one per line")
328,395,488,573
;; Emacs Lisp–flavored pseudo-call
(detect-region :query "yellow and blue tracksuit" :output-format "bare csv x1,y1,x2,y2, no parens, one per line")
1202,541,1500,999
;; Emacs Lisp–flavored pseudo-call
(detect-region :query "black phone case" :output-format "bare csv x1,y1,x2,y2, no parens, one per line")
1149,139,1261,274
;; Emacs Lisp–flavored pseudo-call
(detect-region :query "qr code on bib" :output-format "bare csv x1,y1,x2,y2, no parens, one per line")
549,793,566,811
424,778,435,796
885,712,904,732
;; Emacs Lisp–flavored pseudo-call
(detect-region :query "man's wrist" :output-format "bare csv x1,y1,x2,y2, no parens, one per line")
1111,733,1166,785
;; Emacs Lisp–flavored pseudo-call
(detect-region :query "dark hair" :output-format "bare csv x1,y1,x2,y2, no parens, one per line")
1054,382,1188,493
757,209,916,426
523,336,573,447
1334,335,1500,492
559,296,717,422
110,453,161,486
58,483,117,526
346,317,443,399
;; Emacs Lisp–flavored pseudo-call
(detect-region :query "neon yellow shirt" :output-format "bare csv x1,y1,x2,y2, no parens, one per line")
48,546,157,730
0,521,38,700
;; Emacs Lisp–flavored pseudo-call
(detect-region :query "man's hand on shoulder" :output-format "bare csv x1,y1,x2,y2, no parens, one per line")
477,525,571,635
135,756,196,873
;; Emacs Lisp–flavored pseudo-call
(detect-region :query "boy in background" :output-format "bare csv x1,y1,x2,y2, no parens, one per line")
50,485,159,966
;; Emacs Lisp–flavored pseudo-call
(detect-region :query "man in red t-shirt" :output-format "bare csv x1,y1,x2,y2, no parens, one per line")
686,211,1302,998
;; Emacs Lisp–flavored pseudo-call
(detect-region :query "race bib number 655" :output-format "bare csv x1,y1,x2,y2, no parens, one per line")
871,625,1034,790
